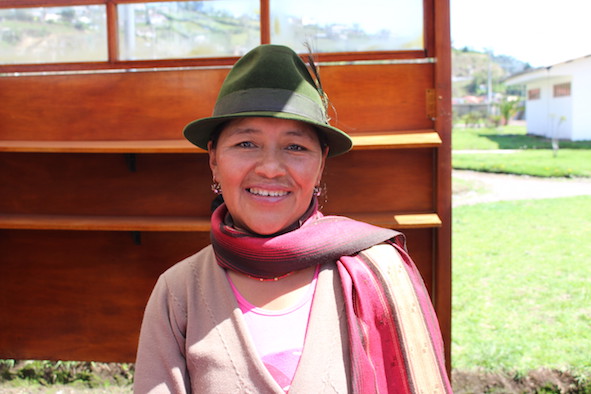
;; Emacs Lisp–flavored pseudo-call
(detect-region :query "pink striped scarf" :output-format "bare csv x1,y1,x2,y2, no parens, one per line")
210,203,452,393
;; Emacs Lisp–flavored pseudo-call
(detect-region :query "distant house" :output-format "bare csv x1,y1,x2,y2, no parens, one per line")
506,55,591,141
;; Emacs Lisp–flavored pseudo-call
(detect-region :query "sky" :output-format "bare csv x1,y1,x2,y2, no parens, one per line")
451,0,591,67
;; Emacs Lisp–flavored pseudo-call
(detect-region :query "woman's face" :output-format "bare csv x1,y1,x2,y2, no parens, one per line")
209,117,328,235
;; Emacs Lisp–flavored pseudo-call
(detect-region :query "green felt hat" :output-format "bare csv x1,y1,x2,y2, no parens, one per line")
183,44,352,157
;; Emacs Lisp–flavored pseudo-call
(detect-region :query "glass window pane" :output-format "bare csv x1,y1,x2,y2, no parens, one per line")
118,1,260,60
0,6,107,64
270,0,423,53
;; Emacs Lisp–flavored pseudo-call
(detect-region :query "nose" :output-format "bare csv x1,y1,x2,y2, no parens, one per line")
254,147,286,178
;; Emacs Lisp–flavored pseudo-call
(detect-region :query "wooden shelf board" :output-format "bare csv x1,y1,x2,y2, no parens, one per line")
350,131,442,149
0,130,440,153
348,212,442,229
0,212,441,232
0,139,205,154
0,214,211,232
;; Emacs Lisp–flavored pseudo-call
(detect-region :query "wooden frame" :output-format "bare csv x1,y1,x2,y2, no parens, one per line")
0,0,431,73
0,0,452,373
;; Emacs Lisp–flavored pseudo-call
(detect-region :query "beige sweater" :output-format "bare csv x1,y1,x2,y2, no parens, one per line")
134,245,352,393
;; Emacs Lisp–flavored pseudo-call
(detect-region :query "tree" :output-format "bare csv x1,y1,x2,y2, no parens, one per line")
496,97,522,125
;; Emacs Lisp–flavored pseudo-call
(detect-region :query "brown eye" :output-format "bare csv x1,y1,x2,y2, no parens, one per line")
286,144,306,151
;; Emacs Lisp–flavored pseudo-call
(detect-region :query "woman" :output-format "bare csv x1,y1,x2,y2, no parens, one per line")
134,45,452,393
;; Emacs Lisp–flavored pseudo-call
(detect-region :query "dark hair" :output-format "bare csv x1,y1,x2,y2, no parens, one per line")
209,122,226,150
314,127,329,151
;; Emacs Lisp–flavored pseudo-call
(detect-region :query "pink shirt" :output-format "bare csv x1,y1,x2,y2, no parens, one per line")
227,267,319,392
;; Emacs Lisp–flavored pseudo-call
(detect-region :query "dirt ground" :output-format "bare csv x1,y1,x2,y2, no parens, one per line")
0,385,132,393
453,169,591,207
1,365,587,393
452,368,585,393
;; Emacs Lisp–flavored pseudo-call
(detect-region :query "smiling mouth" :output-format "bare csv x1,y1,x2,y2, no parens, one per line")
247,188,289,197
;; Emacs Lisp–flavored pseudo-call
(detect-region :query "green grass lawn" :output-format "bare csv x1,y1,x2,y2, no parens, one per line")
452,126,591,177
452,196,591,374
453,149,591,177
452,125,591,151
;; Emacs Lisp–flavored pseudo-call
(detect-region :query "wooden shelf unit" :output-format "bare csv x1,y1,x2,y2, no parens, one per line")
0,53,451,365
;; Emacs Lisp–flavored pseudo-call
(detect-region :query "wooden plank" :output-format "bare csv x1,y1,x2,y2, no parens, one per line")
0,230,208,362
0,131,440,153
433,0,453,373
106,1,118,63
0,214,211,232
0,52,427,74
0,68,227,141
351,131,441,149
348,212,442,229
323,149,436,213
0,153,214,218
402,228,435,294
393,213,442,227
324,63,435,132
0,212,441,232
0,0,102,7
0,139,205,153
1,150,437,221
0,63,434,141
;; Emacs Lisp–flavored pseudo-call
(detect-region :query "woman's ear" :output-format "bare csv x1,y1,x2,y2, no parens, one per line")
317,146,329,184
208,141,217,176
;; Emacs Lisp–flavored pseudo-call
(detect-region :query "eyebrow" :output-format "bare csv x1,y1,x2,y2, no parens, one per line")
227,127,258,136
285,129,312,138
220,127,260,141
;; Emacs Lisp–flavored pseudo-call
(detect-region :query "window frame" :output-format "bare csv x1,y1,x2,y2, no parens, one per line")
0,0,433,72
527,88,541,100
553,82,571,98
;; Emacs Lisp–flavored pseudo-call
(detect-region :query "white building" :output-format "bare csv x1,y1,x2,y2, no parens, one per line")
506,55,591,141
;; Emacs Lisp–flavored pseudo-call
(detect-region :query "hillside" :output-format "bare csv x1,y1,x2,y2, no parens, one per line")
452,47,532,98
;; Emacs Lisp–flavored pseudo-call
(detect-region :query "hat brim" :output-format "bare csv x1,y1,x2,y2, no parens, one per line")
183,111,352,158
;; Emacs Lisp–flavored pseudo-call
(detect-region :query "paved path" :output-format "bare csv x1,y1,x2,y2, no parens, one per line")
452,170,591,207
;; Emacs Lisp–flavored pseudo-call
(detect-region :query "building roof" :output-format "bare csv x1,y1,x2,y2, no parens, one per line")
505,54,591,85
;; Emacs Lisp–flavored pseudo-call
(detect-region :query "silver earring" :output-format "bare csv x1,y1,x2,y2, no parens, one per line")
211,181,222,195
313,185,322,197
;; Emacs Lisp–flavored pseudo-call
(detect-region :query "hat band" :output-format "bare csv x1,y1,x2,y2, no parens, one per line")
213,88,327,124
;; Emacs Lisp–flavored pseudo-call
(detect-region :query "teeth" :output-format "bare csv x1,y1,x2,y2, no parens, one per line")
248,188,289,197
